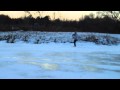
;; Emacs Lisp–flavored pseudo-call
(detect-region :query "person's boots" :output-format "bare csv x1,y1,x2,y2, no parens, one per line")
74,43,76,47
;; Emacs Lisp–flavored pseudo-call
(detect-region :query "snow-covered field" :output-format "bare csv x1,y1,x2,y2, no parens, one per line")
0,31,120,79
0,31,120,45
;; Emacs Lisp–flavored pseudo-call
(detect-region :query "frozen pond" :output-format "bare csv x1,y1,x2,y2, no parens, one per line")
0,42,120,79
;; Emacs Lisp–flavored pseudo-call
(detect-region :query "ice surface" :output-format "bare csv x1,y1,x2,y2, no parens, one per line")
0,40,120,79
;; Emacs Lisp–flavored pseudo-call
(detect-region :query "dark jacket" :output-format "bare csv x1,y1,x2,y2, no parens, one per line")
72,33,78,41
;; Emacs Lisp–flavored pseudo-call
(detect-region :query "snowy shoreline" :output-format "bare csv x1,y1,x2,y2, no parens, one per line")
0,31,120,45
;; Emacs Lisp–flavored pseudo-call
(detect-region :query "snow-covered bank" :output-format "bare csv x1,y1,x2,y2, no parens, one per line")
0,41,120,79
0,31,120,45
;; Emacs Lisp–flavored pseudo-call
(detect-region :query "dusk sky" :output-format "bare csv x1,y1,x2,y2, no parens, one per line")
0,11,97,20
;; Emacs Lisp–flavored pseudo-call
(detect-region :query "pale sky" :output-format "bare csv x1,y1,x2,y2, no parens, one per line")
0,11,97,20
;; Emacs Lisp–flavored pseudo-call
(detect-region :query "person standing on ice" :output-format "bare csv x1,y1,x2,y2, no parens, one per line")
72,32,78,47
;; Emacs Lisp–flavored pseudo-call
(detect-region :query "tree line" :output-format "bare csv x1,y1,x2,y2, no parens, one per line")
0,11,120,34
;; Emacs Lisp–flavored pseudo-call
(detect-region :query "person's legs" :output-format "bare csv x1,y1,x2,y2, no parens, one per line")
74,40,76,47
75,40,76,47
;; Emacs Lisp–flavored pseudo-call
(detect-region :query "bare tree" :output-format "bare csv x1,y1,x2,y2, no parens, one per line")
53,12,56,20
97,11,120,20
24,11,32,18
89,13,95,19
37,11,43,18
57,11,62,20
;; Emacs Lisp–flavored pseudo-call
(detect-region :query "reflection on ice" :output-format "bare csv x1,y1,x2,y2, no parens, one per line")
80,65,103,72
40,63,59,70
16,51,120,73
1,50,120,78
22,61,59,71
